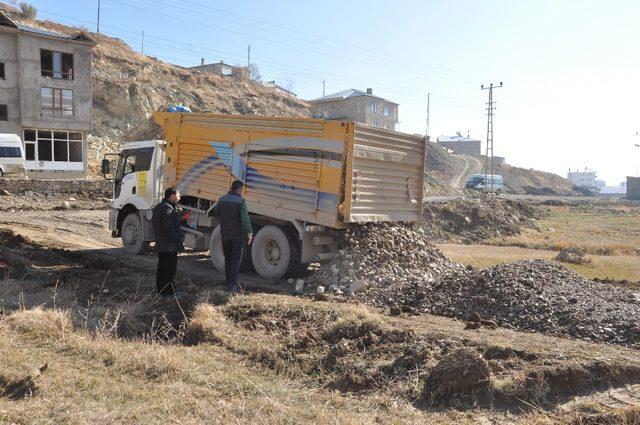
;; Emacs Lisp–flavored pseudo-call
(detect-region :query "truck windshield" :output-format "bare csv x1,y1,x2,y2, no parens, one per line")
115,147,154,180
467,176,484,185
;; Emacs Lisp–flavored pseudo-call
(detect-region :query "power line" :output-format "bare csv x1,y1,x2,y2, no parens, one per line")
102,0,479,84
143,0,484,82
38,8,478,108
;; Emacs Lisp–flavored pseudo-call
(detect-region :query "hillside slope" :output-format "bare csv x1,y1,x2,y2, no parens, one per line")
2,4,585,193
0,4,310,173
426,142,585,196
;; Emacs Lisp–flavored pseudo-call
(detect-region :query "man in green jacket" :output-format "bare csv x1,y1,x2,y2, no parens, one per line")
212,180,253,292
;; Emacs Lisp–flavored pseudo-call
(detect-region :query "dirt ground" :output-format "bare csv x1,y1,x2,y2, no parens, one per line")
2,199,640,422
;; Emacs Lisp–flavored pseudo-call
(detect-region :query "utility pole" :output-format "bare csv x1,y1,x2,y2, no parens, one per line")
322,79,326,96
426,93,431,137
247,45,251,66
96,0,101,34
141,30,144,54
481,82,503,193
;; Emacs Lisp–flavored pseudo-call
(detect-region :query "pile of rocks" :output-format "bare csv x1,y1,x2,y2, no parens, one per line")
302,223,464,297
421,198,539,243
424,260,640,346
302,224,640,348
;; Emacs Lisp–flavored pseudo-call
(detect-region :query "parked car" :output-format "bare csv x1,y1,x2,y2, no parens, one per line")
0,133,26,177
465,173,504,194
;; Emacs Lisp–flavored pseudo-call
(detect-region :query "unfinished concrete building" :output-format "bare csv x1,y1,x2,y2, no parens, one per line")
0,12,95,177
308,88,399,130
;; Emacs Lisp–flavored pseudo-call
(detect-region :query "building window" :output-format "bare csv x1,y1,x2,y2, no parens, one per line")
0,105,7,121
384,106,390,117
0,63,5,79
23,129,83,163
41,87,74,116
41,50,74,80
371,103,377,113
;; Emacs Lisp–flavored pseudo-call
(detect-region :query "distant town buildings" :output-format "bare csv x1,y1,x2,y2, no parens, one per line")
189,59,237,76
567,168,598,188
308,88,399,130
437,132,482,155
0,12,95,177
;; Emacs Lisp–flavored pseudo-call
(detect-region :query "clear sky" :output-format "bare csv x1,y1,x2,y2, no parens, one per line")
27,0,640,184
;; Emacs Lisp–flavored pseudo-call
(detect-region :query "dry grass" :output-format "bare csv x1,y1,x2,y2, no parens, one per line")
3,295,640,423
489,204,640,256
439,244,640,282
440,243,640,282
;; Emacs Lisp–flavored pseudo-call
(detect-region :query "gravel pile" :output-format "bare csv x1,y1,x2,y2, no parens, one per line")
303,224,640,348
303,223,463,296
426,260,640,346
421,198,539,243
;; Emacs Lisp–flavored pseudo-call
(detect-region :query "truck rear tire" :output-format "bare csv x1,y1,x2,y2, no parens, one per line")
251,225,301,280
121,213,149,255
209,225,252,272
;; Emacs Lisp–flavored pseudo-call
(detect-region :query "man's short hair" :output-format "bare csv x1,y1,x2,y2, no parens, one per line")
230,180,244,192
165,187,178,199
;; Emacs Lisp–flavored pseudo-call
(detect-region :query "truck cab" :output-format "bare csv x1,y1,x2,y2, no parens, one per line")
106,140,165,254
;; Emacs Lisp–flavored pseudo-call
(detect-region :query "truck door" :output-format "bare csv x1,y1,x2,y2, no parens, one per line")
113,147,155,208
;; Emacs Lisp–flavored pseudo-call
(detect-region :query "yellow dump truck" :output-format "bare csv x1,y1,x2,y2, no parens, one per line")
106,112,426,279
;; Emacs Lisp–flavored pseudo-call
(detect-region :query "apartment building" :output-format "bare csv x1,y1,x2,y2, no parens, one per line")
0,12,94,176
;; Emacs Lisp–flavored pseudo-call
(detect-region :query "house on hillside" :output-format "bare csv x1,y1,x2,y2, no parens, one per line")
308,88,399,130
0,12,95,177
437,132,482,155
265,81,296,98
189,59,237,76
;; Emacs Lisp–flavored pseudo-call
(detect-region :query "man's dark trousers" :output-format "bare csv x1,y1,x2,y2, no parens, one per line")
156,252,178,295
222,236,243,292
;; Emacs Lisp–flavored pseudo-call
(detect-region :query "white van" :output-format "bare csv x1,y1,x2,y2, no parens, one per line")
0,133,26,177
465,173,504,194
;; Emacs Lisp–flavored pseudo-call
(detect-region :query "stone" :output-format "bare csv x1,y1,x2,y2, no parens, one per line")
102,288,110,294
349,280,367,293
294,279,305,294
316,286,325,294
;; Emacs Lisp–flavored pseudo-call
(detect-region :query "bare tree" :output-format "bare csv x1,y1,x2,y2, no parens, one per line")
248,63,261,82
18,2,37,19
281,75,296,93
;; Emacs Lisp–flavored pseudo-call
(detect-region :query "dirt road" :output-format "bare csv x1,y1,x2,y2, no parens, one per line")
0,209,286,293
449,154,482,188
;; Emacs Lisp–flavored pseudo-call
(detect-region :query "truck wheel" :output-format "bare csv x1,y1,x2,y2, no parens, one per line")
209,225,253,272
251,225,301,280
121,213,149,255
209,225,225,271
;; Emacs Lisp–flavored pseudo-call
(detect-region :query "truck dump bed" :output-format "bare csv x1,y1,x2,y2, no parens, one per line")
154,112,426,228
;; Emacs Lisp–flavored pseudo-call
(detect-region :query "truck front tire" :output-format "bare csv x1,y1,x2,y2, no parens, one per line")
121,213,150,255
251,225,301,280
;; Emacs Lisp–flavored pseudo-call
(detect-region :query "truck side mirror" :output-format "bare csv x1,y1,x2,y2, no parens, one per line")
101,158,111,176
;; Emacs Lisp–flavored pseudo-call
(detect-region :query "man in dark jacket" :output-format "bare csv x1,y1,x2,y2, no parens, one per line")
212,180,253,292
153,187,183,296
